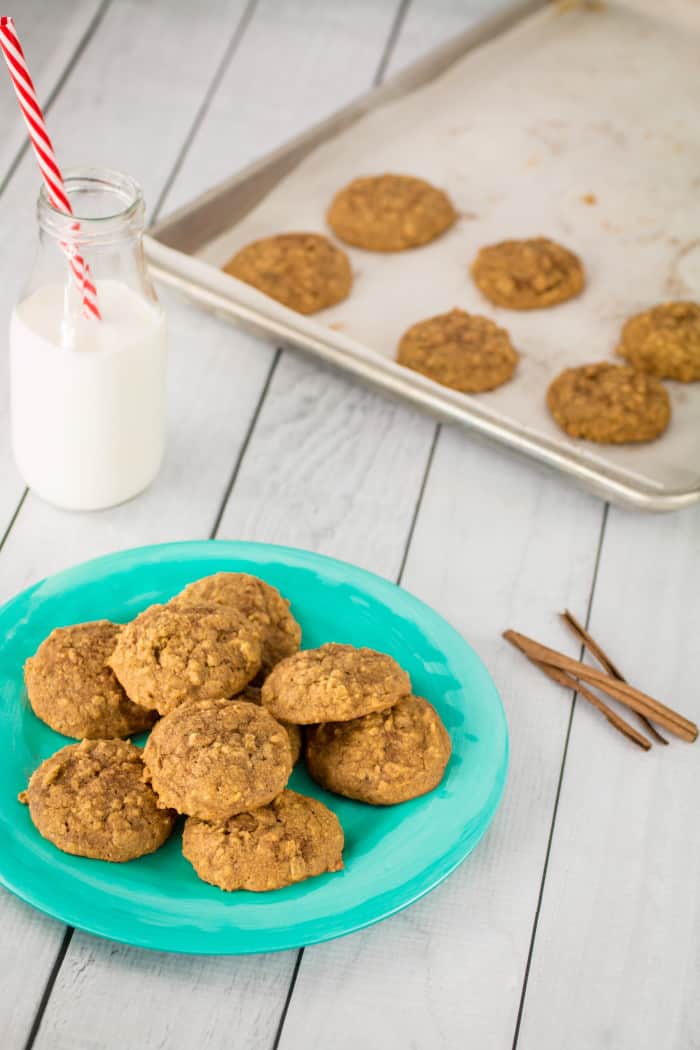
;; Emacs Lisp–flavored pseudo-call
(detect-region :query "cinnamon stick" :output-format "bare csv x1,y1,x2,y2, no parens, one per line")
561,610,668,746
534,658,651,751
503,629,698,742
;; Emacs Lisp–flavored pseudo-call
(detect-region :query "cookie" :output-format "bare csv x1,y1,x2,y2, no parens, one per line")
471,237,584,309
547,362,671,443
19,739,174,861
239,684,302,765
396,308,518,393
172,572,301,676
142,699,292,821
305,696,451,805
261,643,410,724
223,233,352,315
327,174,456,252
108,603,262,716
182,789,343,892
24,621,157,739
616,301,700,382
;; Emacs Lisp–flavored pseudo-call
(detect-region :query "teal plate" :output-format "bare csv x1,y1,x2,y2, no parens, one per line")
0,540,508,955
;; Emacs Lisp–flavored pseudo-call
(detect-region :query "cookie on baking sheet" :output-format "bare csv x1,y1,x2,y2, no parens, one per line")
182,789,343,892
172,572,301,676
223,233,352,315
108,603,262,716
305,696,451,806
239,684,302,765
396,308,518,393
546,362,670,444
616,301,700,382
19,739,174,862
24,620,157,739
471,237,584,309
261,643,411,724
142,699,292,821
327,174,457,252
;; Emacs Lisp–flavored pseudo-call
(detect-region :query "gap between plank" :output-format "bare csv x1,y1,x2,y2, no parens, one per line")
510,501,610,1050
22,927,74,1050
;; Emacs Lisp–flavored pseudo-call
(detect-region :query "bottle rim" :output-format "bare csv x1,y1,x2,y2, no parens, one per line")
37,167,145,244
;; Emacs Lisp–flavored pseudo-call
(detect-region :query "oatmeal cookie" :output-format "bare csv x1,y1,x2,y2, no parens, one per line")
108,603,262,716
24,621,157,739
616,301,700,382
305,696,451,805
142,699,292,821
471,237,584,309
397,308,518,393
327,174,456,252
172,572,301,675
223,233,352,315
182,789,343,892
239,684,302,765
19,739,174,861
261,643,410,724
547,362,670,443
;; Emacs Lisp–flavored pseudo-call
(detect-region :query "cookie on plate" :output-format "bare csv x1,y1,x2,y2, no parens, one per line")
24,621,157,739
546,362,671,443
471,237,584,309
108,603,262,716
396,308,518,393
239,684,302,765
616,301,700,382
19,739,174,862
172,572,301,676
305,695,451,805
327,174,456,252
223,233,352,315
261,643,410,724
142,699,292,821
182,789,343,892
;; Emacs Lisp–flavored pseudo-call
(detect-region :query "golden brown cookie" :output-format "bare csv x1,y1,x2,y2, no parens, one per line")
24,621,157,739
471,237,584,309
172,572,301,676
261,643,410,724
396,308,518,393
616,301,700,382
305,696,451,805
223,233,352,315
182,789,343,892
327,174,456,252
142,698,292,821
19,739,174,861
547,362,671,443
108,603,262,716
239,684,302,765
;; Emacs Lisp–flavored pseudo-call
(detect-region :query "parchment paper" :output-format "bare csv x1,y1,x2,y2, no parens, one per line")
200,0,700,492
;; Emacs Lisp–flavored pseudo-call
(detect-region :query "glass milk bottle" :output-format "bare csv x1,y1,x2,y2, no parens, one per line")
10,167,167,511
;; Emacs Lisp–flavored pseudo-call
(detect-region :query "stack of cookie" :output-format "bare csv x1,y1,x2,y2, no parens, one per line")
19,572,452,893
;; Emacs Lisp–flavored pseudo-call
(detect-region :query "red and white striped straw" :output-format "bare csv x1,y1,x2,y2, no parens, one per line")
0,15,100,319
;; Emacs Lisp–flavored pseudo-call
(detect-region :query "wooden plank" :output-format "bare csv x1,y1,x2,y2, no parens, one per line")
0,2,258,1046
514,503,700,1050
274,429,604,1050
0,0,103,184
23,4,407,1050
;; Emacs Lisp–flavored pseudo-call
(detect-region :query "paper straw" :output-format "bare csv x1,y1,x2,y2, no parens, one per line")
0,16,100,319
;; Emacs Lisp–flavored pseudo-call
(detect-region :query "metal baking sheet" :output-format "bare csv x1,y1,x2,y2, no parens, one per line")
146,0,700,512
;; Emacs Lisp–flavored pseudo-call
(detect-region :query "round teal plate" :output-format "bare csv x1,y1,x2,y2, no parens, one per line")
0,540,508,955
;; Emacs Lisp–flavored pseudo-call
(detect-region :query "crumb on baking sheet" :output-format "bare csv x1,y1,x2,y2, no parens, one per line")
581,193,597,205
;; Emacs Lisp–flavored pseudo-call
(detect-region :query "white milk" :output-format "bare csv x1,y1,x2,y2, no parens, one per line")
10,280,167,511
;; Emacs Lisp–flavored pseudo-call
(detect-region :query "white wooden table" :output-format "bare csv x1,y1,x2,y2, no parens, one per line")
0,2,697,1047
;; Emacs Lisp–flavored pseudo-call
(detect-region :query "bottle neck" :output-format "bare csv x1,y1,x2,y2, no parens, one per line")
37,167,145,249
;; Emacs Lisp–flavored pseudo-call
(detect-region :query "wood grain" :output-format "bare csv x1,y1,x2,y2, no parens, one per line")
516,503,700,1050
